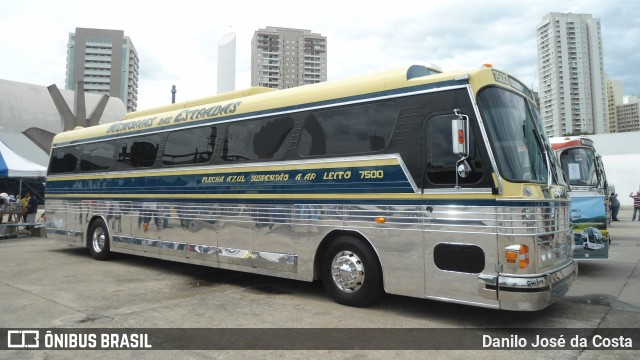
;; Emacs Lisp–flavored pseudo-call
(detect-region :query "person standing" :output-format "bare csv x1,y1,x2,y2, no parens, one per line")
0,192,9,224
609,193,620,221
25,191,38,228
20,193,29,223
630,191,640,221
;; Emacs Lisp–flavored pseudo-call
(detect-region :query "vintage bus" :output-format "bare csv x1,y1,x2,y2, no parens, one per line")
45,64,576,311
550,136,610,260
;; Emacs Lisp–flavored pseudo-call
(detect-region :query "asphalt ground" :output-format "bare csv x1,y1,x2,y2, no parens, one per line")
0,208,639,359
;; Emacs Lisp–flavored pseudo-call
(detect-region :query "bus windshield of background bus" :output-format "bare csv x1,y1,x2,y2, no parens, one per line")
478,87,552,184
559,148,598,187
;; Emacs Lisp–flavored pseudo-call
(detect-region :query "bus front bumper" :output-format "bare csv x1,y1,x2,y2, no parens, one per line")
478,261,577,311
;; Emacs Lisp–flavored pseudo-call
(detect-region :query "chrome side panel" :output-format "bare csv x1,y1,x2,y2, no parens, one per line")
423,204,500,308
45,200,430,292
45,199,573,309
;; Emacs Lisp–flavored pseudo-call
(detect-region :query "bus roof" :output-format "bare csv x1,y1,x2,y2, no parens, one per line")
52,64,533,146
124,87,277,119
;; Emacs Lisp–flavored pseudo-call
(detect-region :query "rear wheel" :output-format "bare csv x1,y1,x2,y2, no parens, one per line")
321,236,383,307
88,219,111,260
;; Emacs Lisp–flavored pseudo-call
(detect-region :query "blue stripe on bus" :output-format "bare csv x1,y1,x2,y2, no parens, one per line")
45,164,416,195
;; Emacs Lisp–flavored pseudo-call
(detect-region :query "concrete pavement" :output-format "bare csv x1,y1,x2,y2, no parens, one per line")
0,208,638,359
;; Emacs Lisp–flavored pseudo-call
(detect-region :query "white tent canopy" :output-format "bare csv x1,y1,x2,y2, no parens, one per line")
0,139,47,178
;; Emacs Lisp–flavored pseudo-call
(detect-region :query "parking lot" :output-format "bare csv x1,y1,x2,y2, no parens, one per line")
1,208,639,359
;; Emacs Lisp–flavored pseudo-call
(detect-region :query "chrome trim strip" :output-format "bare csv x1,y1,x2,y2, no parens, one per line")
467,85,503,194
423,188,493,194
112,236,297,273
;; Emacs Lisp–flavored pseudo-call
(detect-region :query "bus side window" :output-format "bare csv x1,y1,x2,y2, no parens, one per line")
49,147,80,174
116,135,161,169
222,117,293,162
163,126,216,166
425,114,484,186
131,142,158,167
80,142,115,172
298,102,398,157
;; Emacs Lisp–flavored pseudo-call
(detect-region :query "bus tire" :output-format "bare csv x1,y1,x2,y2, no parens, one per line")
88,219,111,260
321,236,383,307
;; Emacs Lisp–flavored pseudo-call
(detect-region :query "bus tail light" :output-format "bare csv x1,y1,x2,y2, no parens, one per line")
505,244,529,269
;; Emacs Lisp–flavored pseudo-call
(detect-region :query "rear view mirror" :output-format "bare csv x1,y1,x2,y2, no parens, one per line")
451,110,468,156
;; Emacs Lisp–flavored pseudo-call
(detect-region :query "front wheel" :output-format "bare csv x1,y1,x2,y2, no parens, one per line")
88,219,111,260
321,236,383,307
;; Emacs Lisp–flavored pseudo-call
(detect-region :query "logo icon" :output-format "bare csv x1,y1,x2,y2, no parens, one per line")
7,330,40,348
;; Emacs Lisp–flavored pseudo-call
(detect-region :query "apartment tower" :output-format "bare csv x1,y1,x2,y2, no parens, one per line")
606,77,623,133
66,28,139,112
536,13,608,136
617,97,640,133
251,26,327,89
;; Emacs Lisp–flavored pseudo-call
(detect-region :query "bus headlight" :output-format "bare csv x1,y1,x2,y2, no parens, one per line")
505,244,529,269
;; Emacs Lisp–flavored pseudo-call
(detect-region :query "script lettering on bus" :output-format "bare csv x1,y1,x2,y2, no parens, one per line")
225,175,245,183
250,174,289,182
322,171,352,180
199,169,385,186
106,117,156,134
201,176,225,183
174,101,242,124
294,173,317,181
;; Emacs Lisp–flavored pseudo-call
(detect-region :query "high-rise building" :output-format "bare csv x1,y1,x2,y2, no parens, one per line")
606,77,623,133
251,26,326,89
536,13,608,136
617,96,640,133
66,28,139,112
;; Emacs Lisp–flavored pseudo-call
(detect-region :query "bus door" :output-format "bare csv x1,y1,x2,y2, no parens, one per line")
421,112,500,307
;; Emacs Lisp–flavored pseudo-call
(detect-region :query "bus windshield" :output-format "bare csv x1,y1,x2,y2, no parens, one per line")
478,87,556,184
559,148,598,187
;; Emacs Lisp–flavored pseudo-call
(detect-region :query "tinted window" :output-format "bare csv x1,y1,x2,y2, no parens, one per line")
222,117,293,162
163,127,216,166
298,102,398,156
80,142,115,172
49,147,80,174
115,135,161,169
425,114,484,185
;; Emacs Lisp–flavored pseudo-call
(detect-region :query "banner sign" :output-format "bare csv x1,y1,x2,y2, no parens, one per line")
570,195,608,259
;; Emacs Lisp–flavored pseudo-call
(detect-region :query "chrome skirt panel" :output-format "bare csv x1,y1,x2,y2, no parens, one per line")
44,199,573,309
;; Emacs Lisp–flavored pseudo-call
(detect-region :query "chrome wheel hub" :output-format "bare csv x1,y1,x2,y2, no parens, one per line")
92,228,105,253
331,250,365,293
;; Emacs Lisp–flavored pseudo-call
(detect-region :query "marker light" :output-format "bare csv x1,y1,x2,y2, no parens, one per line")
505,244,530,269
482,63,493,68
375,217,386,224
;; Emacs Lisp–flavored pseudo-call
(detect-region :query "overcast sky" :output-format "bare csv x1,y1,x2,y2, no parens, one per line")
0,0,638,111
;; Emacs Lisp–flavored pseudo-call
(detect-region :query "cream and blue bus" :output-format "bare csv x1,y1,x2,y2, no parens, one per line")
45,64,576,311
